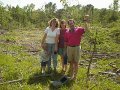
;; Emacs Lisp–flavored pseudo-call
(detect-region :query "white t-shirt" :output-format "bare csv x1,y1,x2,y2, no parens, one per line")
44,27,60,44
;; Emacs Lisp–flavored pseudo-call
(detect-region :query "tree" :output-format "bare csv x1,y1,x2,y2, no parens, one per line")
44,2,57,19
83,4,94,23
0,4,12,29
24,3,35,23
99,8,108,24
109,0,119,22
113,0,119,11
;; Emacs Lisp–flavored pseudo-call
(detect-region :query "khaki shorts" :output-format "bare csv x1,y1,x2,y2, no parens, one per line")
67,46,80,62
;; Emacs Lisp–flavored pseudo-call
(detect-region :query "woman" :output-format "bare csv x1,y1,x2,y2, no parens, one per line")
58,20,68,73
41,18,60,73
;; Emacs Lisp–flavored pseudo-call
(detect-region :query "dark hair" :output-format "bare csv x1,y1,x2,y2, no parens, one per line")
48,18,59,27
59,20,66,28
67,19,75,25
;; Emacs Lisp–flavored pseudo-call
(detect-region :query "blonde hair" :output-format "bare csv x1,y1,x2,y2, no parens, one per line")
48,18,59,27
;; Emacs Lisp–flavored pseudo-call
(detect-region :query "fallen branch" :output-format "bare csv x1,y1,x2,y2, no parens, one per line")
98,71,118,77
0,78,23,85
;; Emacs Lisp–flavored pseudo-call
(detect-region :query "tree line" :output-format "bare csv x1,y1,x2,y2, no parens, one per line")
0,0,120,30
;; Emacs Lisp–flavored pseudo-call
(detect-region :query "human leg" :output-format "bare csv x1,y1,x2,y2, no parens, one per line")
73,61,79,79
41,62,46,73
72,46,80,80
69,61,74,77
46,44,52,72
63,53,67,72
50,44,58,72
61,56,64,71
58,48,64,71
67,46,74,76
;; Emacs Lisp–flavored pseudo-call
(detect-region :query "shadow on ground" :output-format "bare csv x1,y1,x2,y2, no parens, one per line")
49,76,75,90
27,71,64,86
49,81,75,90
27,71,75,89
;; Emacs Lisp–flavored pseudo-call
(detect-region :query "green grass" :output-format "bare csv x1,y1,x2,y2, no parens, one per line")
0,29,120,90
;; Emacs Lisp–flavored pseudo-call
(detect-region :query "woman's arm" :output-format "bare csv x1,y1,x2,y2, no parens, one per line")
41,33,47,48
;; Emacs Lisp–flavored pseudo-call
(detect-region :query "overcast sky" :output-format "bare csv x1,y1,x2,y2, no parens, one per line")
1,0,118,9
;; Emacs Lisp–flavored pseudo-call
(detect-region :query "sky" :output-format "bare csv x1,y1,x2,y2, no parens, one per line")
0,0,118,10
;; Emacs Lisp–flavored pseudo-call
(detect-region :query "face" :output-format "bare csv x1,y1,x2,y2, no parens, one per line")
60,22,66,29
68,20,75,29
51,20,57,27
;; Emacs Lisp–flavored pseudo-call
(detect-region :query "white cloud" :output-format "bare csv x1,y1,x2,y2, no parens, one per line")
1,0,119,9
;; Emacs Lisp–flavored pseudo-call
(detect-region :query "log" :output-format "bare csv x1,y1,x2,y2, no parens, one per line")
0,78,23,85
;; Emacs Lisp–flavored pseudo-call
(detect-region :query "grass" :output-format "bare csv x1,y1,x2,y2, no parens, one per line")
0,29,120,90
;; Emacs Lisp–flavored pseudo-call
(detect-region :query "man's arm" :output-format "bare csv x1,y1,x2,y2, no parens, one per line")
83,15,90,31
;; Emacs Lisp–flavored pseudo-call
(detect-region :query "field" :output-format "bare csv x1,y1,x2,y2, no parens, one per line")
0,28,120,90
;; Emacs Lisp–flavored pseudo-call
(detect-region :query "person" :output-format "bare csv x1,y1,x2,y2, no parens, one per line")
40,44,49,75
41,18,60,73
58,20,68,73
64,16,89,80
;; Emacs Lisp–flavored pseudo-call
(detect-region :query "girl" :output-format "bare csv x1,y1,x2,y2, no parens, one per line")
58,20,68,73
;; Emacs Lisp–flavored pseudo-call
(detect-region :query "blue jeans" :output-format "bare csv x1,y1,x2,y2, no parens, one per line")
46,43,57,69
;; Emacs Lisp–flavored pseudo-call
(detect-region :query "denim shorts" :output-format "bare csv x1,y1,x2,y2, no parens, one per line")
58,48,67,64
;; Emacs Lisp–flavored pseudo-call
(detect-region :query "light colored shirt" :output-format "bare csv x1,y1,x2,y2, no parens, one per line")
64,27,85,46
40,51,49,62
44,27,60,44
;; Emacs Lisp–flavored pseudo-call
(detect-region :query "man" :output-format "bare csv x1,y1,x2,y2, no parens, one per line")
65,16,89,80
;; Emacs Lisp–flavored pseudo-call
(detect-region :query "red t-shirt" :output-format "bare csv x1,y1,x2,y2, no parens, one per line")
64,27,85,46
58,28,67,48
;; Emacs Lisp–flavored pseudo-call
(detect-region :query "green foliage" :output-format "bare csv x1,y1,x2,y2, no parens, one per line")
0,1,120,30
109,28,120,44
0,54,20,81
0,28,120,89
0,1,120,89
